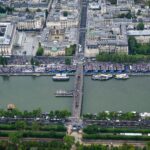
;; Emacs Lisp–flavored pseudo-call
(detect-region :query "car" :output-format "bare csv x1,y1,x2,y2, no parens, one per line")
23,51,26,55
78,44,82,52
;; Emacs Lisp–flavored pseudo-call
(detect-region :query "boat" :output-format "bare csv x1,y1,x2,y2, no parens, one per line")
52,73,69,81
91,74,113,81
7,104,16,110
34,73,40,77
55,90,74,97
114,74,129,80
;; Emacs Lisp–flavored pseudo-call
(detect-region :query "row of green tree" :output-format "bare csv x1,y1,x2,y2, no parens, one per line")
0,130,65,139
0,134,74,150
83,125,150,134
83,111,138,120
96,52,150,63
107,0,117,4
76,143,150,150
128,36,150,55
35,43,76,57
0,108,71,118
0,133,149,150
0,4,14,14
0,121,66,132
83,134,150,141
118,11,133,19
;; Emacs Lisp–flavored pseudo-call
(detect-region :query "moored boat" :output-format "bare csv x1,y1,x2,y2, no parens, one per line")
52,73,69,81
114,74,129,80
92,74,113,81
55,90,73,97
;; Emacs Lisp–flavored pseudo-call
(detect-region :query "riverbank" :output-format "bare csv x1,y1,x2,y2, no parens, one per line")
1,72,150,76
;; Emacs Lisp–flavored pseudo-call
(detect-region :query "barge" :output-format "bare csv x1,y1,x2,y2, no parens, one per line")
92,74,113,81
52,73,69,81
114,74,129,80
55,90,74,97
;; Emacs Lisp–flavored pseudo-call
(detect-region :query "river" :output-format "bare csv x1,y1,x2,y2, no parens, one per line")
0,76,150,113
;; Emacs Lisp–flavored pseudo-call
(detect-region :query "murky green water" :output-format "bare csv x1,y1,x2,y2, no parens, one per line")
0,76,150,113
83,76,150,113
0,76,74,112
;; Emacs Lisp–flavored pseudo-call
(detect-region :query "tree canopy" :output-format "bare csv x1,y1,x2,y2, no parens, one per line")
137,22,144,30
65,44,76,56
36,43,44,56
65,57,71,65
128,36,150,55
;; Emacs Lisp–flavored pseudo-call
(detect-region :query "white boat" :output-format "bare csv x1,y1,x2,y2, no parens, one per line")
92,74,113,81
55,90,73,97
115,74,129,80
52,73,70,81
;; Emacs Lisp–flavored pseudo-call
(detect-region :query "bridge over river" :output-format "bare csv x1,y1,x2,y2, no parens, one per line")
72,63,84,119
71,0,88,122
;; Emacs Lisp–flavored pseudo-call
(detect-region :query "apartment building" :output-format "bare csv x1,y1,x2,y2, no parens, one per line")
46,0,79,29
17,12,46,31
0,22,17,55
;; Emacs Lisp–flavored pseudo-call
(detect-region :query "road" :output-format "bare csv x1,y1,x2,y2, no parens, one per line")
79,0,88,51
83,140,146,148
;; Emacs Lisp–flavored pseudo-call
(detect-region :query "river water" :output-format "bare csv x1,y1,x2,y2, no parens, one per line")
0,76,150,113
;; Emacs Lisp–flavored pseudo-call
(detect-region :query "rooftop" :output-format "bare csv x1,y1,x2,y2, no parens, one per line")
0,22,15,45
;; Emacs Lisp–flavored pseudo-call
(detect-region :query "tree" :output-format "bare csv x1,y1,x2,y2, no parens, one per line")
126,11,132,19
36,8,41,12
0,56,7,66
147,0,150,7
63,135,75,149
118,11,132,19
49,111,54,118
32,108,42,117
36,42,44,56
137,22,144,30
63,11,68,17
97,111,108,120
25,7,30,12
146,142,150,150
45,9,49,18
32,122,40,131
15,121,27,130
128,36,138,54
9,132,23,144
65,57,71,65
30,57,34,65
65,44,76,56
107,0,117,5
137,10,141,16
9,132,23,149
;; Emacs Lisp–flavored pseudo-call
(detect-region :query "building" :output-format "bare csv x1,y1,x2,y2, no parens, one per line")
17,12,46,31
46,0,79,29
40,27,78,56
85,7,128,57
0,22,16,55
11,0,52,12
127,30,150,43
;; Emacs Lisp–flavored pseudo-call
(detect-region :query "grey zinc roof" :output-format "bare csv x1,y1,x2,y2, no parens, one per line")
127,30,150,36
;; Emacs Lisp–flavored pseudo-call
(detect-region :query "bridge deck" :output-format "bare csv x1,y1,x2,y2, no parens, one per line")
72,64,83,119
